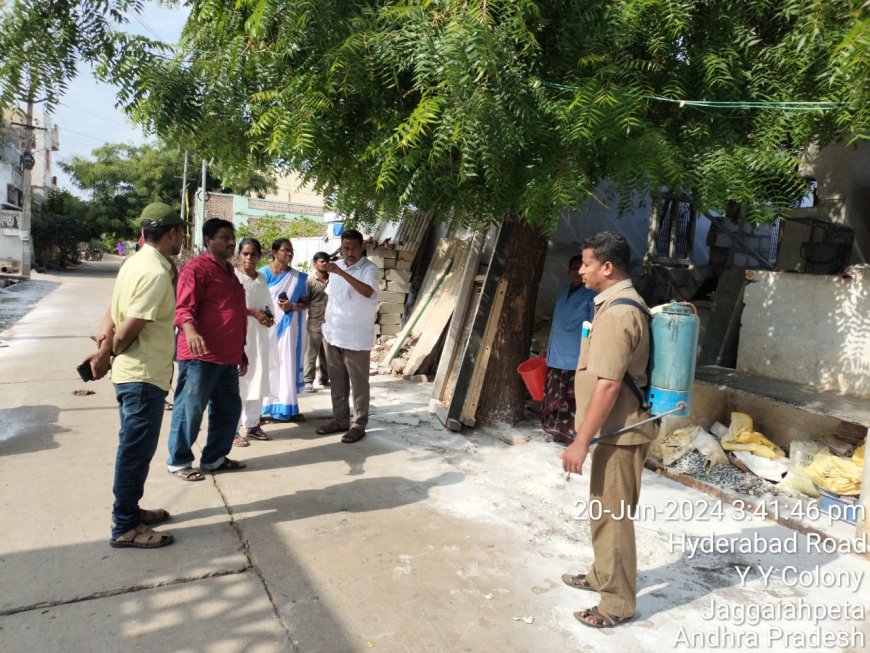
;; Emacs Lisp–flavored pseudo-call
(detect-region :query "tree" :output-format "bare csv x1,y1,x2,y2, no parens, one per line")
2,1,866,422
61,141,276,240
119,0,866,423
31,190,103,266
237,214,326,255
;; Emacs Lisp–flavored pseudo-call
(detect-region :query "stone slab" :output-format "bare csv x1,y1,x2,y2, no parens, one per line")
378,302,405,315
385,269,412,283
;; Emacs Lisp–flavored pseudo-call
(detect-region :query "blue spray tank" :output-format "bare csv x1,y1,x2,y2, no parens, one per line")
647,302,700,417
591,300,699,444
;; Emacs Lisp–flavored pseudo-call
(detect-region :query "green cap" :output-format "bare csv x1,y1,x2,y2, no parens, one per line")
139,202,186,228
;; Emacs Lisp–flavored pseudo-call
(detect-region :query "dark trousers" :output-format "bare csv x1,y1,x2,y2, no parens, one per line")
166,360,241,471
324,342,371,429
112,382,167,538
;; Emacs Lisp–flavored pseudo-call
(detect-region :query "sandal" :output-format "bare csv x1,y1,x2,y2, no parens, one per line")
575,606,632,629
164,400,173,411
341,426,366,443
562,573,596,592
211,457,247,472
139,508,170,525
171,467,205,482
246,426,271,441
110,523,174,549
233,434,250,447
316,419,350,435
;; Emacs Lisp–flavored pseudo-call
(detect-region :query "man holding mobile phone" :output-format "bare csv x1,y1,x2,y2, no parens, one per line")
82,202,185,549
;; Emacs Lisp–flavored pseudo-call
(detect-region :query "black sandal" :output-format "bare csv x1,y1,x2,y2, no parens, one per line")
170,467,205,482
246,426,271,441
211,457,247,472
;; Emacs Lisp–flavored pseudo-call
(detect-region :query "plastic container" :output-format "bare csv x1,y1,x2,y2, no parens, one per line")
517,357,547,401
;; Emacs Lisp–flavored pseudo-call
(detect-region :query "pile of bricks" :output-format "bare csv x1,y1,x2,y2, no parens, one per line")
368,247,415,337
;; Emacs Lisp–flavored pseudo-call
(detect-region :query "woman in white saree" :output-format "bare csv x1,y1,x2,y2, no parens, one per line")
233,238,274,446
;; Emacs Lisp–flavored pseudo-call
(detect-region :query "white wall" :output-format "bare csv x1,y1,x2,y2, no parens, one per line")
738,268,870,397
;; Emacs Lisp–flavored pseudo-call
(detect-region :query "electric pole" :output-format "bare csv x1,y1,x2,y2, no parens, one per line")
180,150,189,250
19,95,35,279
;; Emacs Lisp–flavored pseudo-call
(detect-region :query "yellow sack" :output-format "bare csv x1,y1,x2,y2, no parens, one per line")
853,441,865,468
806,450,862,496
721,412,785,460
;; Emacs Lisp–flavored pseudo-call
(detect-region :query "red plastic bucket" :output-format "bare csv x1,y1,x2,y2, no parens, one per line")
517,357,547,401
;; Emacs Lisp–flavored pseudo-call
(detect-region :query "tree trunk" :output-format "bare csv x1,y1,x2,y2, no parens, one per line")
475,215,550,425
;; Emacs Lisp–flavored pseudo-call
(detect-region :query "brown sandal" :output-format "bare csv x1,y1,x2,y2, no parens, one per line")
233,434,251,447
562,573,596,592
575,606,632,628
139,508,170,525
316,419,350,435
341,426,366,443
110,523,174,549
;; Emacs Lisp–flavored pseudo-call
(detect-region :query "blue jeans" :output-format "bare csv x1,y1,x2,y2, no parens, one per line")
113,382,168,538
167,360,241,471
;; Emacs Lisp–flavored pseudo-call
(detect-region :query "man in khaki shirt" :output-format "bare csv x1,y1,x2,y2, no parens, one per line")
561,231,654,628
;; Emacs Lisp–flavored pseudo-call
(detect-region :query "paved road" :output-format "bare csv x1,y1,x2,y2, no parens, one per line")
1,259,868,653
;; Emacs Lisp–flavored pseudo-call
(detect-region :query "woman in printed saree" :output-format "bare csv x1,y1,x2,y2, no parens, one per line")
541,254,596,444
233,238,274,447
261,238,309,422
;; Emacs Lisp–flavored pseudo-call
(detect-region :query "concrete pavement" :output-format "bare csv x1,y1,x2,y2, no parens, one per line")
1,258,868,652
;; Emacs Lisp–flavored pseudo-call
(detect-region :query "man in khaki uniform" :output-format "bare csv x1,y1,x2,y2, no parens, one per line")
561,231,654,628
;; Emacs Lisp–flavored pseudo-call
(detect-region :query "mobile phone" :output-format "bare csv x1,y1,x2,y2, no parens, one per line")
76,362,94,382
278,292,288,301
263,305,273,318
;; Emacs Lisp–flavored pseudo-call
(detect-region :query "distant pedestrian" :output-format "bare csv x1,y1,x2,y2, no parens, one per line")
261,238,309,422
316,229,379,443
166,218,248,480
233,238,274,446
560,231,653,628
541,254,596,443
82,202,184,548
303,251,330,392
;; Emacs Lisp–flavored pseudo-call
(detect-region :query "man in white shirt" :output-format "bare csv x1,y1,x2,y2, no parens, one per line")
316,229,380,443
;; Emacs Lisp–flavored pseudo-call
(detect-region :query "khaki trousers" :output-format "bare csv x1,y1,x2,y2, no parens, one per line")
585,441,651,618
324,341,371,429
304,327,329,384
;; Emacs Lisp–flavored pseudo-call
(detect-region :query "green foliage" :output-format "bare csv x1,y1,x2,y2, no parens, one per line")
236,214,325,252
61,140,277,239
2,0,866,229
31,190,104,265
112,0,867,230
0,0,155,110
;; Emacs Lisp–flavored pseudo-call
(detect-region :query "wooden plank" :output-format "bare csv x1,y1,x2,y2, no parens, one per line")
432,229,487,400
396,210,433,253
441,223,513,427
383,239,456,361
459,278,508,425
384,259,452,362
404,239,477,376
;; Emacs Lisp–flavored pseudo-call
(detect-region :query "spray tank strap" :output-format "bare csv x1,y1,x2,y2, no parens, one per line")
604,298,651,412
